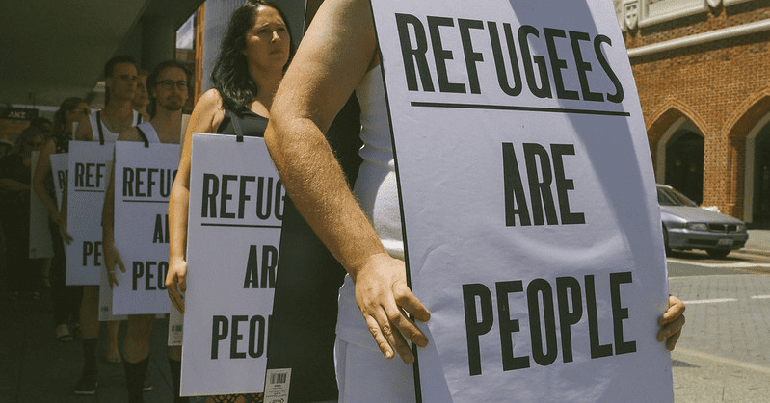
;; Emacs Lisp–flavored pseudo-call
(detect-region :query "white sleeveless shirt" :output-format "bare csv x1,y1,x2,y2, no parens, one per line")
90,110,142,143
337,65,403,348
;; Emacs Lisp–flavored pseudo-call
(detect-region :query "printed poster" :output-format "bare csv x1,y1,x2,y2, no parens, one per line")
370,0,673,401
112,141,179,314
66,141,113,286
181,134,283,396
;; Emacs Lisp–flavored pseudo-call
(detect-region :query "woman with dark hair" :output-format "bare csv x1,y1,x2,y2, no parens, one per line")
0,127,44,301
165,1,294,402
32,97,89,341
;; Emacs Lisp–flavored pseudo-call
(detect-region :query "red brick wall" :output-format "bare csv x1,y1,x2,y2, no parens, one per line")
625,1,770,219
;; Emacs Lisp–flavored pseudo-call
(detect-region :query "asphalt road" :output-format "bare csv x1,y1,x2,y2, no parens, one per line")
667,250,770,403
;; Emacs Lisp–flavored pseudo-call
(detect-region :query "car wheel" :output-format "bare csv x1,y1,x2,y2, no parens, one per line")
706,249,730,259
662,227,671,255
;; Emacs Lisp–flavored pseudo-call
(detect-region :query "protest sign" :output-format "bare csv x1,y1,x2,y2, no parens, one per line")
370,0,673,401
29,152,53,258
111,141,179,314
66,141,113,286
181,134,283,396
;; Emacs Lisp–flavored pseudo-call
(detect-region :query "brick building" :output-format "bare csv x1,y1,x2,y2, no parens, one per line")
615,0,770,226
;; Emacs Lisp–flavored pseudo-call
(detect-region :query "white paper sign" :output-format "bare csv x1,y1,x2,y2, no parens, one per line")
66,141,113,286
49,153,68,210
370,0,673,401
181,134,283,396
112,141,179,314
29,152,53,259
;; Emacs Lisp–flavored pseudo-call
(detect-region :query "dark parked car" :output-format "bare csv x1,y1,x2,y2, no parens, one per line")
658,184,748,258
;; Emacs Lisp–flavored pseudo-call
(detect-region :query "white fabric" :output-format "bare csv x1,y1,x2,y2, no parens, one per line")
136,121,160,143
90,109,141,143
335,64,415,402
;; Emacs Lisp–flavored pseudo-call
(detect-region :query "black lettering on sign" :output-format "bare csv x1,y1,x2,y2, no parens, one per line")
74,163,106,188
132,261,169,291
210,314,270,360
463,283,494,376
395,13,435,92
201,173,219,218
391,15,625,102
461,272,636,376
57,170,67,190
122,167,177,198
82,241,103,266
200,173,285,220
488,22,522,97
502,142,584,227
244,245,279,289
152,214,170,243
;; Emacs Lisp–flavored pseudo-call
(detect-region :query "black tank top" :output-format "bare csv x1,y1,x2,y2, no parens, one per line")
216,108,269,138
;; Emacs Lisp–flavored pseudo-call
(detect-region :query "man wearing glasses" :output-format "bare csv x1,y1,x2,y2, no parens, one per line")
101,60,191,403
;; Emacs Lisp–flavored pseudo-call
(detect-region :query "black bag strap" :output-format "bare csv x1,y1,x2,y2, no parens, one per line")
95,110,105,145
228,110,245,142
136,125,150,148
136,113,143,125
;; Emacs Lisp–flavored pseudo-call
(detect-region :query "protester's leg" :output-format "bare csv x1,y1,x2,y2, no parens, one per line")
123,314,154,402
49,224,73,340
75,285,100,394
107,320,122,363
168,345,189,403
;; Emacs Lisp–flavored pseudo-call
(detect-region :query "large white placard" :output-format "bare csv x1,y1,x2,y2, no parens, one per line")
29,152,53,258
182,134,283,396
112,141,179,314
66,141,113,286
370,0,673,401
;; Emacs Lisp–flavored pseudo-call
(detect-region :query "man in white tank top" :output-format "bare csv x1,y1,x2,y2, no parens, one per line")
74,55,141,395
102,60,190,403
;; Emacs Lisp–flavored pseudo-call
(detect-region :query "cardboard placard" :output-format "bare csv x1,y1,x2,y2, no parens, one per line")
66,141,113,286
111,141,179,314
370,0,673,401
181,133,283,396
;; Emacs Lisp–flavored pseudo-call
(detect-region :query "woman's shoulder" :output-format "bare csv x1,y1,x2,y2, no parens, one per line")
198,88,224,108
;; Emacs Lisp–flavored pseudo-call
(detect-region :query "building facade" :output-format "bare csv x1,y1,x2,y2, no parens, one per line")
616,0,770,226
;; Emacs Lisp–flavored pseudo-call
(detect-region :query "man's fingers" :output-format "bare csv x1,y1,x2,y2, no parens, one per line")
117,257,126,273
666,330,681,351
365,315,395,360
168,287,185,314
393,285,431,323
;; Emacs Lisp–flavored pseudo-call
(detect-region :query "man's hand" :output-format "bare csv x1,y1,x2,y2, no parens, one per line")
353,253,431,364
657,294,686,351
166,258,188,314
103,243,125,288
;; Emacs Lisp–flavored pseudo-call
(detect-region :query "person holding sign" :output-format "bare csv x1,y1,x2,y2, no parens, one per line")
166,1,294,402
73,55,142,395
102,60,191,403
33,97,89,342
264,0,687,401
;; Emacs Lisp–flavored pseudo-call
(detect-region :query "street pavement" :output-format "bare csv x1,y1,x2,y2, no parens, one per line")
667,229,770,403
2,231,770,402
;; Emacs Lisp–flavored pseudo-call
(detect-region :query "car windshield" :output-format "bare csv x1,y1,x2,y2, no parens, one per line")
657,186,699,207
